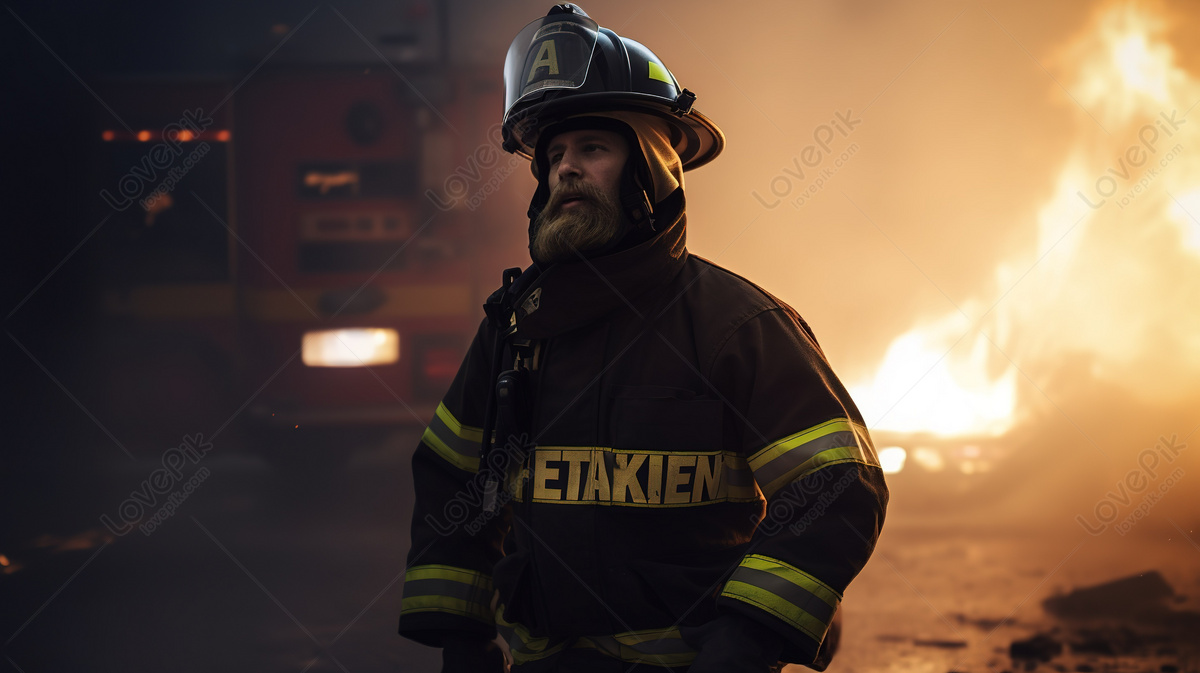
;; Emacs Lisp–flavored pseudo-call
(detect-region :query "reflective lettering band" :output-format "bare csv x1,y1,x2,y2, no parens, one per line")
720,554,840,642
421,402,483,473
578,626,698,668
748,418,879,499
400,564,493,624
526,447,760,507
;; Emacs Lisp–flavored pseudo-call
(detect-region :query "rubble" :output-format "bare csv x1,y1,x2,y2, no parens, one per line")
1021,571,1200,668
1042,571,1175,620
1010,633,1063,662
913,639,968,649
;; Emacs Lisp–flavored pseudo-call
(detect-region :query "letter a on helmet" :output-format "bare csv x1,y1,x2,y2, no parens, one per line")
501,3,725,172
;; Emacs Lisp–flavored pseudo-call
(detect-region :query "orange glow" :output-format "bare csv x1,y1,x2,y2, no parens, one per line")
178,129,194,142
0,554,8,566
137,130,151,141
216,130,231,142
850,312,1018,437
101,130,114,141
878,447,908,474
849,2,1200,438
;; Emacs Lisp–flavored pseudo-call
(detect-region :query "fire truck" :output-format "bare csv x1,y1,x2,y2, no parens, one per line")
89,63,528,475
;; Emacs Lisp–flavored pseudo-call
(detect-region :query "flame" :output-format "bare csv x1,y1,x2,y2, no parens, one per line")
1168,189,1200,252
850,311,1017,437
852,1,1200,438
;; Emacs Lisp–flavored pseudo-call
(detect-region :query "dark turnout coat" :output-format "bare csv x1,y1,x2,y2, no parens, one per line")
398,206,888,670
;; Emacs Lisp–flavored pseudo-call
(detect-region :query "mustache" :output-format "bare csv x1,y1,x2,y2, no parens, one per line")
544,180,612,215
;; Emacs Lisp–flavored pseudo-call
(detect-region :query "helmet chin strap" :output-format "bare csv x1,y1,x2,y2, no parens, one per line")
622,182,656,232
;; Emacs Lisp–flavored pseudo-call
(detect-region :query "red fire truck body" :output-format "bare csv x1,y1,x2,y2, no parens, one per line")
92,66,527,466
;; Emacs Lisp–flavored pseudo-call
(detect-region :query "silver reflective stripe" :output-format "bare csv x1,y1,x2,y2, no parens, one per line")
402,578,492,606
400,565,493,623
753,430,857,488
720,554,841,642
749,420,878,499
728,566,836,624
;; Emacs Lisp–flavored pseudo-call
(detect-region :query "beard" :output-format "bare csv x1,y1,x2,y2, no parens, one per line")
530,179,626,265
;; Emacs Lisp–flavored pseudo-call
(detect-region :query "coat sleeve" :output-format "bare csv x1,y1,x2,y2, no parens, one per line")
398,317,509,647
708,307,888,667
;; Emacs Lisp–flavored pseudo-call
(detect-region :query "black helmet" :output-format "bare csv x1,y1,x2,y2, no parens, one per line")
501,4,724,171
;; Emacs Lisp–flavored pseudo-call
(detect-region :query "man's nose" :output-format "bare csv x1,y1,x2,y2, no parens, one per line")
555,150,582,181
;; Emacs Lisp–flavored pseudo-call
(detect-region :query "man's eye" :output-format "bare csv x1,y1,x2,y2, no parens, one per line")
584,144,604,152
549,154,563,164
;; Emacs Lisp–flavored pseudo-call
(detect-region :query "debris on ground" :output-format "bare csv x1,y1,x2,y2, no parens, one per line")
1010,633,1063,662
951,612,1012,631
1042,571,1175,620
987,570,1200,671
913,639,968,649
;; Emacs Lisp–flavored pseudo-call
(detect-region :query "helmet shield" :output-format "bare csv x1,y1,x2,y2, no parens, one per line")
504,14,600,122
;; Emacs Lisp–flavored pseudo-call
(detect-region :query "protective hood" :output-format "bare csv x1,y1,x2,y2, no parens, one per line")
527,110,685,261
530,110,683,208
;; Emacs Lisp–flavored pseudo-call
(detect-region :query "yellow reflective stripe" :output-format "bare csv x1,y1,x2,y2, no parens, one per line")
648,61,673,84
421,402,482,472
436,402,484,444
496,614,698,667
420,428,479,472
496,609,569,664
738,555,841,607
720,554,841,642
404,564,490,584
748,419,856,470
577,626,698,667
748,419,879,499
400,564,493,624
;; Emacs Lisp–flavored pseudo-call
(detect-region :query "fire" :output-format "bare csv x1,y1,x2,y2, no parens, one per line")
850,311,1017,437
1168,190,1200,252
852,1,1200,439
1075,3,1179,111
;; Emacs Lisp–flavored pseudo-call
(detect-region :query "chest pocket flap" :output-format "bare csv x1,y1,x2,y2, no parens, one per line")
610,386,723,452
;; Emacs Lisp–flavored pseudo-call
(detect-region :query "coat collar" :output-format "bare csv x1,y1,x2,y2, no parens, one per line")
511,208,689,339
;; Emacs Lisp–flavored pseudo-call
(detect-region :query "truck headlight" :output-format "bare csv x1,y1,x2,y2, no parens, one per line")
301,328,399,367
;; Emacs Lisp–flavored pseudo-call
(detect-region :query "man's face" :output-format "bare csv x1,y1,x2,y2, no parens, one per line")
530,128,630,265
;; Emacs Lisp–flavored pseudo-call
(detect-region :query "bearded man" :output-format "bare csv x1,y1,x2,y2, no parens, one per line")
399,6,888,672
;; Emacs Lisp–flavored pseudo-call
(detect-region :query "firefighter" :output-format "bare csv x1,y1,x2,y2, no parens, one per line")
399,5,887,672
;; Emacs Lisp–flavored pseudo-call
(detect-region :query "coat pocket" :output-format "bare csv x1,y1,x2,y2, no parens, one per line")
628,553,739,626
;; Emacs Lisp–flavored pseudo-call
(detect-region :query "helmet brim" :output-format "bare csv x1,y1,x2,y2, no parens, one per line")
506,92,725,171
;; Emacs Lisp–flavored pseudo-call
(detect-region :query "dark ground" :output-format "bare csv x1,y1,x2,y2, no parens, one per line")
1,419,439,673
4,410,1200,673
